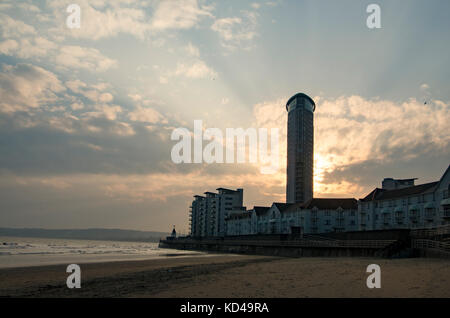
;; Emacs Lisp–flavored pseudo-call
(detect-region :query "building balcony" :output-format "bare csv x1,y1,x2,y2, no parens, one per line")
443,210,450,218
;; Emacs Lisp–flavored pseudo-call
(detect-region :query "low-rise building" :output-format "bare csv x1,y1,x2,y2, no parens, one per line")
192,165,450,237
359,165,450,230
226,199,358,236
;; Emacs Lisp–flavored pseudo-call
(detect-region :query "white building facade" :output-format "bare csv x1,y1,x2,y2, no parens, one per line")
359,165,450,231
193,166,450,238
189,188,243,238
226,199,359,236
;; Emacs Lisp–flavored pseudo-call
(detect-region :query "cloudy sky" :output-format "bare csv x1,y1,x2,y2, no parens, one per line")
0,0,449,233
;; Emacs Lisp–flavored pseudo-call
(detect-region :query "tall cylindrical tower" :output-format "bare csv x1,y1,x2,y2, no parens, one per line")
286,93,315,204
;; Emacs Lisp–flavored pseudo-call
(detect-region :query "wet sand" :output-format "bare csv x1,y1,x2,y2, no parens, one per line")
0,255,449,297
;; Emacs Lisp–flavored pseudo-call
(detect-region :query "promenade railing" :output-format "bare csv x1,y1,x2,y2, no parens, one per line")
410,224,450,238
412,239,450,253
163,238,396,249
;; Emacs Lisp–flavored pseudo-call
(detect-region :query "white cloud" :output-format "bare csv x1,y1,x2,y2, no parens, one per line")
66,79,87,93
100,104,122,121
185,42,200,57
99,93,114,103
71,102,84,110
82,104,123,121
174,60,217,79
17,3,41,13
0,39,18,55
0,13,36,37
252,95,450,196
420,83,430,91
47,1,151,41
111,121,135,136
0,15,117,72
66,80,115,103
54,46,117,72
211,11,259,50
0,63,65,113
151,0,213,31
0,3,13,11
128,106,167,124
45,0,213,41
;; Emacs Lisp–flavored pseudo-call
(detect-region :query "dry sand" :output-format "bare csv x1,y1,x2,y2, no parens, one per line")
0,255,449,297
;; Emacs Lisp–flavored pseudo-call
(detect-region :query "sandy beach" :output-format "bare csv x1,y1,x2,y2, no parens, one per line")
0,255,449,298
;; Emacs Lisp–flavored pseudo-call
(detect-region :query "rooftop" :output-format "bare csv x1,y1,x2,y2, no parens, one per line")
216,188,242,194
273,202,294,212
361,181,438,202
301,198,357,210
286,93,316,112
383,178,418,182
252,206,270,215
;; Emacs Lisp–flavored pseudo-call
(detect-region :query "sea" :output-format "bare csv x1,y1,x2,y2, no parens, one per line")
0,236,206,269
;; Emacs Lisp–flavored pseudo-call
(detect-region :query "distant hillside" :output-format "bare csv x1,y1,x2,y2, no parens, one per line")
0,228,169,243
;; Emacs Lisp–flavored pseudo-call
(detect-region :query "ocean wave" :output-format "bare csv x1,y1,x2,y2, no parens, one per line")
0,238,164,257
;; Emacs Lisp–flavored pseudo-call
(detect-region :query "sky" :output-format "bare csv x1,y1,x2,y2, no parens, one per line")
0,0,449,234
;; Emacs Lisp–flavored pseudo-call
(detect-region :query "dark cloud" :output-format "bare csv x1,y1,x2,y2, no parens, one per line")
323,147,450,196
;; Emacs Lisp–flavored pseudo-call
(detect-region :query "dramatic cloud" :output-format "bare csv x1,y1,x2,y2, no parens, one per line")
252,95,450,198
54,46,117,72
47,0,152,40
46,0,213,40
0,0,448,232
0,14,117,71
0,13,36,37
0,63,65,113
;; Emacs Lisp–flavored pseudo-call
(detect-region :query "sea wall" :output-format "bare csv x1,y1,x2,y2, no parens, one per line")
159,240,397,258
318,229,411,241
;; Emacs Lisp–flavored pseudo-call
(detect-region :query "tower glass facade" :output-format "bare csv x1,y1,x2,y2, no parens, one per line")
286,93,315,204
